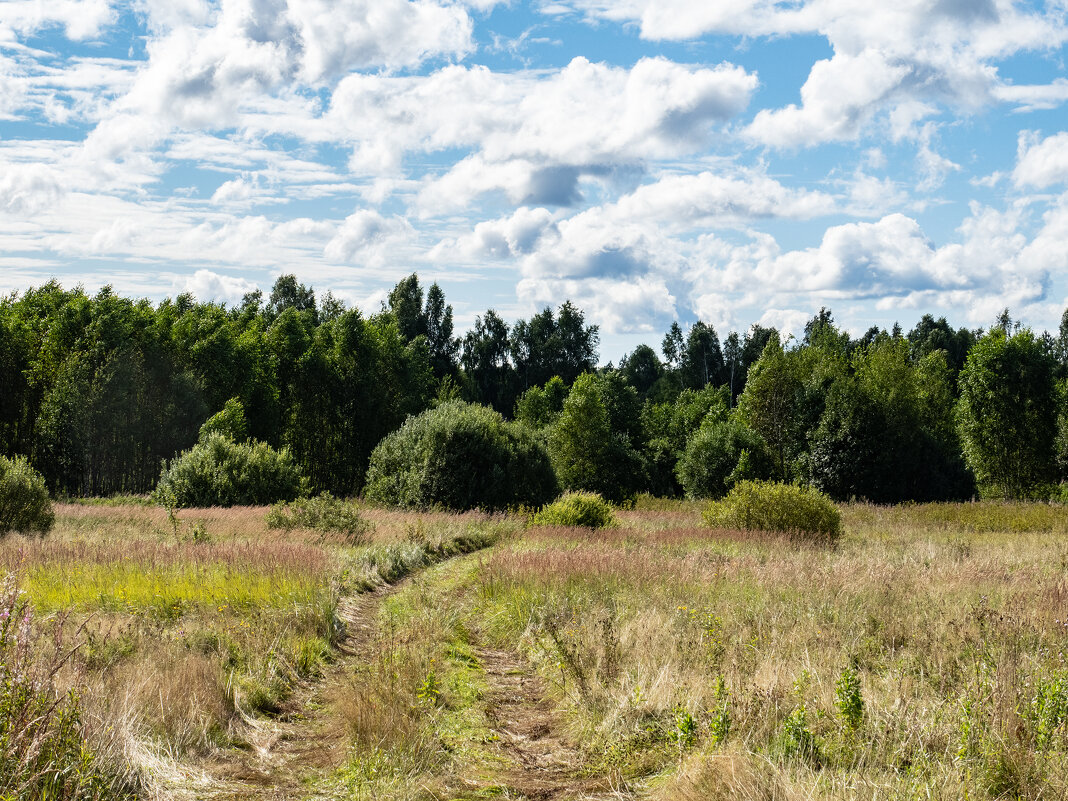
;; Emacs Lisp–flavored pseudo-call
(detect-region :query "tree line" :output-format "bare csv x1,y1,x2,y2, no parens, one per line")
1,275,1066,503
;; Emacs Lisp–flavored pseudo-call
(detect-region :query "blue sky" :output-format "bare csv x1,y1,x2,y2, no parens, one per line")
1,0,1067,361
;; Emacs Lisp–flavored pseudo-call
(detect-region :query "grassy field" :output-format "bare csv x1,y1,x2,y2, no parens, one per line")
4,499,1068,799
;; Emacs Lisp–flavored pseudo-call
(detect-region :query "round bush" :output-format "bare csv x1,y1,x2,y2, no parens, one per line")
532,491,615,528
364,401,558,511
702,480,841,542
676,421,774,499
0,456,54,536
155,434,308,508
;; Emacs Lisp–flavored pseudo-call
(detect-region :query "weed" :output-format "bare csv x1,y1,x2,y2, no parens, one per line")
781,703,820,764
670,705,698,749
834,664,864,731
708,676,731,747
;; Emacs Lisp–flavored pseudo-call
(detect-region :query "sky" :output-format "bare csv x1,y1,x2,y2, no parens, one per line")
1,0,1068,362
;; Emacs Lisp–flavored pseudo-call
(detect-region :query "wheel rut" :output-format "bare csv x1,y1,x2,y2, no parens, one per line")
476,647,632,801
165,579,409,800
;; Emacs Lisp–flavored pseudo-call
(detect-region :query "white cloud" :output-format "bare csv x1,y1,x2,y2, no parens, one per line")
324,210,415,267
0,0,116,41
1014,131,1068,189
562,1,1067,149
210,177,256,204
747,49,910,147
180,268,257,304
0,163,66,214
517,274,677,334
995,78,1068,112
331,57,757,185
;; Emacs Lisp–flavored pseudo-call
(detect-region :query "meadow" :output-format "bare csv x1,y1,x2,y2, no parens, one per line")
4,499,1068,799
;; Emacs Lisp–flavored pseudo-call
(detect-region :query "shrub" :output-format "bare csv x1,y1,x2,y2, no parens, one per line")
266,492,371,544
154,433,308,508
364,401,558,511
702,480,842,542
676,420,774,499
532,492,616,529
0,455,54,536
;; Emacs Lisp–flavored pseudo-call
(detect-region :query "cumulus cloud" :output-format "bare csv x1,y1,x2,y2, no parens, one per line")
324,210,415,267
331,57,757,187
180,268,257,304
1014,131,1068,189
560,1,1068,149
0,163,66,215
517,274,677,334
0,0,116,41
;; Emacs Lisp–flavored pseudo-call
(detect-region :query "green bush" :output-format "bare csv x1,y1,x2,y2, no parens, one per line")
702,480,842,542
675,420,774,499
364,401,557,511
0,455,54,536
532,492,616,528
154,434,308,508
266,492,371,544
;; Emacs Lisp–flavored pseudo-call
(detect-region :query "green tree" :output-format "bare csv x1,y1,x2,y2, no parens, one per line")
199,397,249,442
956,328,1058,498
736,334,807,479
424,283,460,379
267,274,317,323
387,273,426,343
662,322,684,368
681,321,724,389
462,310,516,414
619,344,664,399
0,455,54,536
515,376,568,429
549,373,646,502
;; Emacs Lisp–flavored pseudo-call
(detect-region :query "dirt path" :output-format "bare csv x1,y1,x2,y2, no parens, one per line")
476,647,632,801
161,560,632,800
164,580,405,801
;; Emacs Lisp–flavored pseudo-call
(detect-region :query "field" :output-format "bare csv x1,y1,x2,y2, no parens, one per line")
4,499,1068,799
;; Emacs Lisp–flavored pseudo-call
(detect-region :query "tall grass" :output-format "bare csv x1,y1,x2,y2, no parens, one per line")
468,501,1068,799
0,573,141,800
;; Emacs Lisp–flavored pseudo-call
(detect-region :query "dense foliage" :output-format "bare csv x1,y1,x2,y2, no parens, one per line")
4,275,1068,504
0,455,54,536
155,434,308,508
547,373,646,503
364,402,557,511
532,491,616,528
703,480,842,541
676,420,774,499
957,328,1059,498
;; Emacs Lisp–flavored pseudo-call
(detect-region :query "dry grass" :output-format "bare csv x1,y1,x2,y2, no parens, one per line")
470,500,1068,800
10,498,1068,800
0,502,510,799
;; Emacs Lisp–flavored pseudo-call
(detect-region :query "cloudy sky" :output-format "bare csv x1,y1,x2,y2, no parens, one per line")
2,0,1067,359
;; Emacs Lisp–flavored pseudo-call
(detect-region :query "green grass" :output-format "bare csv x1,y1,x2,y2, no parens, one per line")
26,562,328,618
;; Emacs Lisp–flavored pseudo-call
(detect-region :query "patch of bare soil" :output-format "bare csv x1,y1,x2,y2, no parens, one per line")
476,647,632,801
